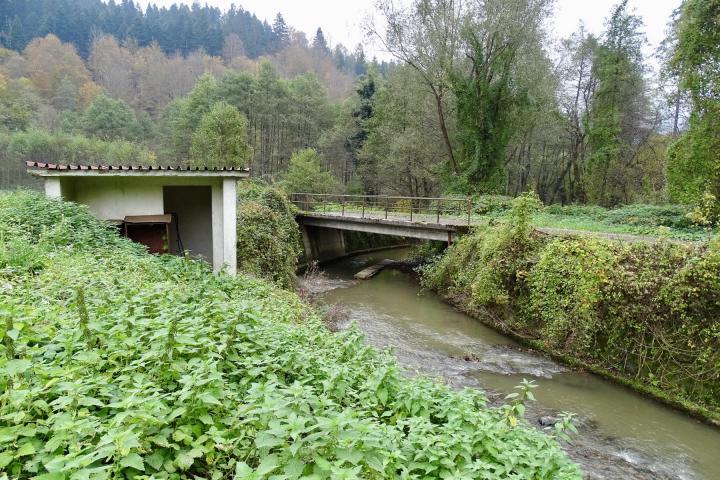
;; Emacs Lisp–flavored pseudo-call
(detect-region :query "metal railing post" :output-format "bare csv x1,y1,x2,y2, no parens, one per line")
409,199,413,222
341,196,345,216
362,196,366,218
437,199,441,224
385,198,388,219
467,198,472,225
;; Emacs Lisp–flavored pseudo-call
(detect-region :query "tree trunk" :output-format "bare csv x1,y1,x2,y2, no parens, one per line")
434,93,458,174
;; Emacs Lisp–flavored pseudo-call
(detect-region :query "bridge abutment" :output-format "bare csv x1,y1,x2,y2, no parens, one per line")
301,224,348,263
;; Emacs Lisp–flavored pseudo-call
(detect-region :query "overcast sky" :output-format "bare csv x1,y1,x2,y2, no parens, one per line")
141,0,681,60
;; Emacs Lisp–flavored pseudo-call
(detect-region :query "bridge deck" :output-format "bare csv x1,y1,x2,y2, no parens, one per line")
297,211,674,244
293,194,673,244
300,210,471,227
297,211,465,242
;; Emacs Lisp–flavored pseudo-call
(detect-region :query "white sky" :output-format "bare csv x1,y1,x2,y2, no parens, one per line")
141,0,681,61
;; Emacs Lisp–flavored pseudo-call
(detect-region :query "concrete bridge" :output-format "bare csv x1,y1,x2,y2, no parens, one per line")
292,193,473,262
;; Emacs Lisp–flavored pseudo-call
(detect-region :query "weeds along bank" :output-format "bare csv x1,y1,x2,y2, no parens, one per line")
0,191,579,479
421,193,720,423
469,194,712,240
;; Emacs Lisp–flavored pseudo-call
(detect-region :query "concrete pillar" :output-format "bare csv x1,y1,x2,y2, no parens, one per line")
300,224,316,262
222,178,237,276
211,182,223,273
44,178,61,199
300,225,347,263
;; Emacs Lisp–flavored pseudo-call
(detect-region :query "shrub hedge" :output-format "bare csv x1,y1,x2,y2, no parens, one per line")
0,191,580,479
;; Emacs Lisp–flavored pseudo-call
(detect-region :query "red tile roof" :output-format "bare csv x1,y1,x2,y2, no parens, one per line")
25,161,249,172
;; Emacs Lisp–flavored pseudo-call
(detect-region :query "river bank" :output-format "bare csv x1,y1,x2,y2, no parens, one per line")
302,248,720,480
434,288,720,428
386,256,720,427
418,195,720,428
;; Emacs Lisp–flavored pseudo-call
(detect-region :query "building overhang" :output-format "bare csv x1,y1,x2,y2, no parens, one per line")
25,161,250,178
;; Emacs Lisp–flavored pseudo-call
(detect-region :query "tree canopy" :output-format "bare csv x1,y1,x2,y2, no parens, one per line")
190,101,250,168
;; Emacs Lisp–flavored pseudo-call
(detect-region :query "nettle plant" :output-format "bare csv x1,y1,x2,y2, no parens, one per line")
0,191,580,479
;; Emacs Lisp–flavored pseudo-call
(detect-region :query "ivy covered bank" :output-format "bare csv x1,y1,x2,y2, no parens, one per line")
422,193,720,424
0,191,579,479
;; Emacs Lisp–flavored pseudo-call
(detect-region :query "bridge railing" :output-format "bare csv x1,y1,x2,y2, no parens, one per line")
290,193,473,226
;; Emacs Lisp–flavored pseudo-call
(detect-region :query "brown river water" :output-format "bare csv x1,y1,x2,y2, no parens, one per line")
301,248,720,480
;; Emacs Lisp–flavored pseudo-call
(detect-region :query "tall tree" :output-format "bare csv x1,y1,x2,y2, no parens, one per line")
369,0,463,174
666,0,720,205
170,73,220,158
190,101,250,168
22,34,91,99
453,0,554,193
312,28,329,53
553,25,599,203
272,13,290,49
585,0,651,205
360,66,444,196
348,71,378,192
81,92,139,140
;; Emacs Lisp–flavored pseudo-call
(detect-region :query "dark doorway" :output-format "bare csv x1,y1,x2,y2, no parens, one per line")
163,186,213,261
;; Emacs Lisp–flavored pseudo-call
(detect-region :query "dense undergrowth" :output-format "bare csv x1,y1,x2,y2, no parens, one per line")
422,193,720,421
0,191,580,479
236,181,301,289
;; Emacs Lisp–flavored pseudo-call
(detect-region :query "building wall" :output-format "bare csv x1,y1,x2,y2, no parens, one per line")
62,177,223,220
57,176,236,273
163,186,213,261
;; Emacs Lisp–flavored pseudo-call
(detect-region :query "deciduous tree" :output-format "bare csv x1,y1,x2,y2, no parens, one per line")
190,101,250,168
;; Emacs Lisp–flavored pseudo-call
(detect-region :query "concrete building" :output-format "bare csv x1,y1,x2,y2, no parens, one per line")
26,161,249,275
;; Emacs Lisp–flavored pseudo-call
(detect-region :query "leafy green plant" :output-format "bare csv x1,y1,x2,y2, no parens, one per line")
0,190,581,479
527,238,616,352
687,190,720,227
551,413,579,444
503,378,537,428
422,191,545,309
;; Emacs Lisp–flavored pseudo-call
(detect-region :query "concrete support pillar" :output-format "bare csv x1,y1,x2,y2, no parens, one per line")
300,225,347,263
222,178,237,276
211,183,223,273
44,178,61,199
300,224,316,262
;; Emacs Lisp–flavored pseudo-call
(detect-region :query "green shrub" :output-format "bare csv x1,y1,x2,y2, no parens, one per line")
0,129,157,189
0,191,580,479
604,204,695,229
423,192,545,309
527,239,617,353
0,129,156,166
542,203,694,229
236,182,301,289
472,194,514,215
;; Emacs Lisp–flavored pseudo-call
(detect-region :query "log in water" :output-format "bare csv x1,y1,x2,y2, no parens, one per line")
353,259,396,279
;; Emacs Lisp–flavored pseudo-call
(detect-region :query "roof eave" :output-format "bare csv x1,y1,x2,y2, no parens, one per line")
27,169,250,178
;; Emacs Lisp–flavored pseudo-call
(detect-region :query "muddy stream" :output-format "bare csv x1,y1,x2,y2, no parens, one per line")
300,248,720,480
